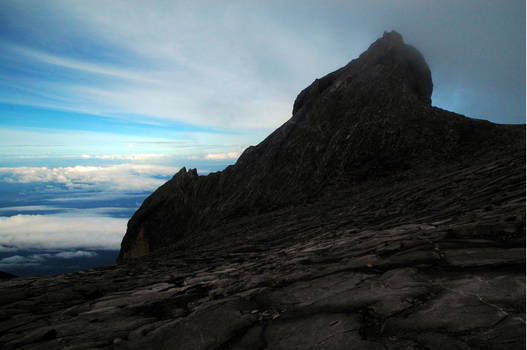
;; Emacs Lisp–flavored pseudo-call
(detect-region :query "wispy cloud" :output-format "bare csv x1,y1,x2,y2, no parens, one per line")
0,255,44,267
0,1,345,130
204,152,240,160
0,206,137,219
0,164,178,191
6,42,160,84
54,250,98,259
2,0,522,129
80,153,168,161
0,127,257,163
0,214,126,250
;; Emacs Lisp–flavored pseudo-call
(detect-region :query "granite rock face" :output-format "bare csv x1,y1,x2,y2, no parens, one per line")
118,31,521,262
0,31,525,349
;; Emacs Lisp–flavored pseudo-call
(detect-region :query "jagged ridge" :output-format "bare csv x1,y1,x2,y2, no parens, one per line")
118,31,523,262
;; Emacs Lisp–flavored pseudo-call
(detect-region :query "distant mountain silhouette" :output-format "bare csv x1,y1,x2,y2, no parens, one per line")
118,31,523,262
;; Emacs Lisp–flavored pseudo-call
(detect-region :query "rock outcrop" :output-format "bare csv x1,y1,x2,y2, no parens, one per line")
118,31,521,262
0,31,524,349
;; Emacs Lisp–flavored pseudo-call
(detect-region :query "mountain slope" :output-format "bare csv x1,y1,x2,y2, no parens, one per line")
118,31,523,262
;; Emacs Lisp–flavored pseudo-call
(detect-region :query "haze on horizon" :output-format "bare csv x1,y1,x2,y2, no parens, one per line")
0,0,524,275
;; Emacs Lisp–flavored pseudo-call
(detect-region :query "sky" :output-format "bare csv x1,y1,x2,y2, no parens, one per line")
0,0,525,275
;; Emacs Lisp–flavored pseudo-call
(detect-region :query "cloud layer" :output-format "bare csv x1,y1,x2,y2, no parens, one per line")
0,214,126,250
0,163,178,191
204,152,240,160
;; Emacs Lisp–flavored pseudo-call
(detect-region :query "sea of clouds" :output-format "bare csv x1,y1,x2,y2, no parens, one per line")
0,161,183,275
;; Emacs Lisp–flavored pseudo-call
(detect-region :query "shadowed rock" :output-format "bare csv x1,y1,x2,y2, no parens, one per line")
118,30,522,262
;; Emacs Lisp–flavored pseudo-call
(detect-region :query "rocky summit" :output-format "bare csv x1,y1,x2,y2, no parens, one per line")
1,31,525,349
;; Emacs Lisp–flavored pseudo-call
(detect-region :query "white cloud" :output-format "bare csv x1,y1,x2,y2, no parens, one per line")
6,42,160,84
0,128,259,162
80,153,168,161
45,193,145,203
0,206,135,220
0,214,126,250
0,255,43,267
0,163,178,191
204,152,240,160
54,250,98,259
0,205,55,211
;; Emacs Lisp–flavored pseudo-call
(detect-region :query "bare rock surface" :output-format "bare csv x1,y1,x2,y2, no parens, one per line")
0,149,524,349
118,31,523,263
0,31,524,349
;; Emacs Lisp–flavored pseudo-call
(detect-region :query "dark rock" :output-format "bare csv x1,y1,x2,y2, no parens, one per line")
9,327,57,348
0,32,524,349
118,30,522,262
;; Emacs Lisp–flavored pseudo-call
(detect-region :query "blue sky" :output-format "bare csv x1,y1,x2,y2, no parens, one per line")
0,1,525,162
0,0,524,275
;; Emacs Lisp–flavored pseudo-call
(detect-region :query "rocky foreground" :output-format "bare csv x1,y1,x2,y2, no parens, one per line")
0,32,525,349
1,149,524,349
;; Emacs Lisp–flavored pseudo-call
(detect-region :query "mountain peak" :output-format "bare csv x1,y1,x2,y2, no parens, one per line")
292,31,432,117
381,30,404,42
355,30,432,104
118,32,521,262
